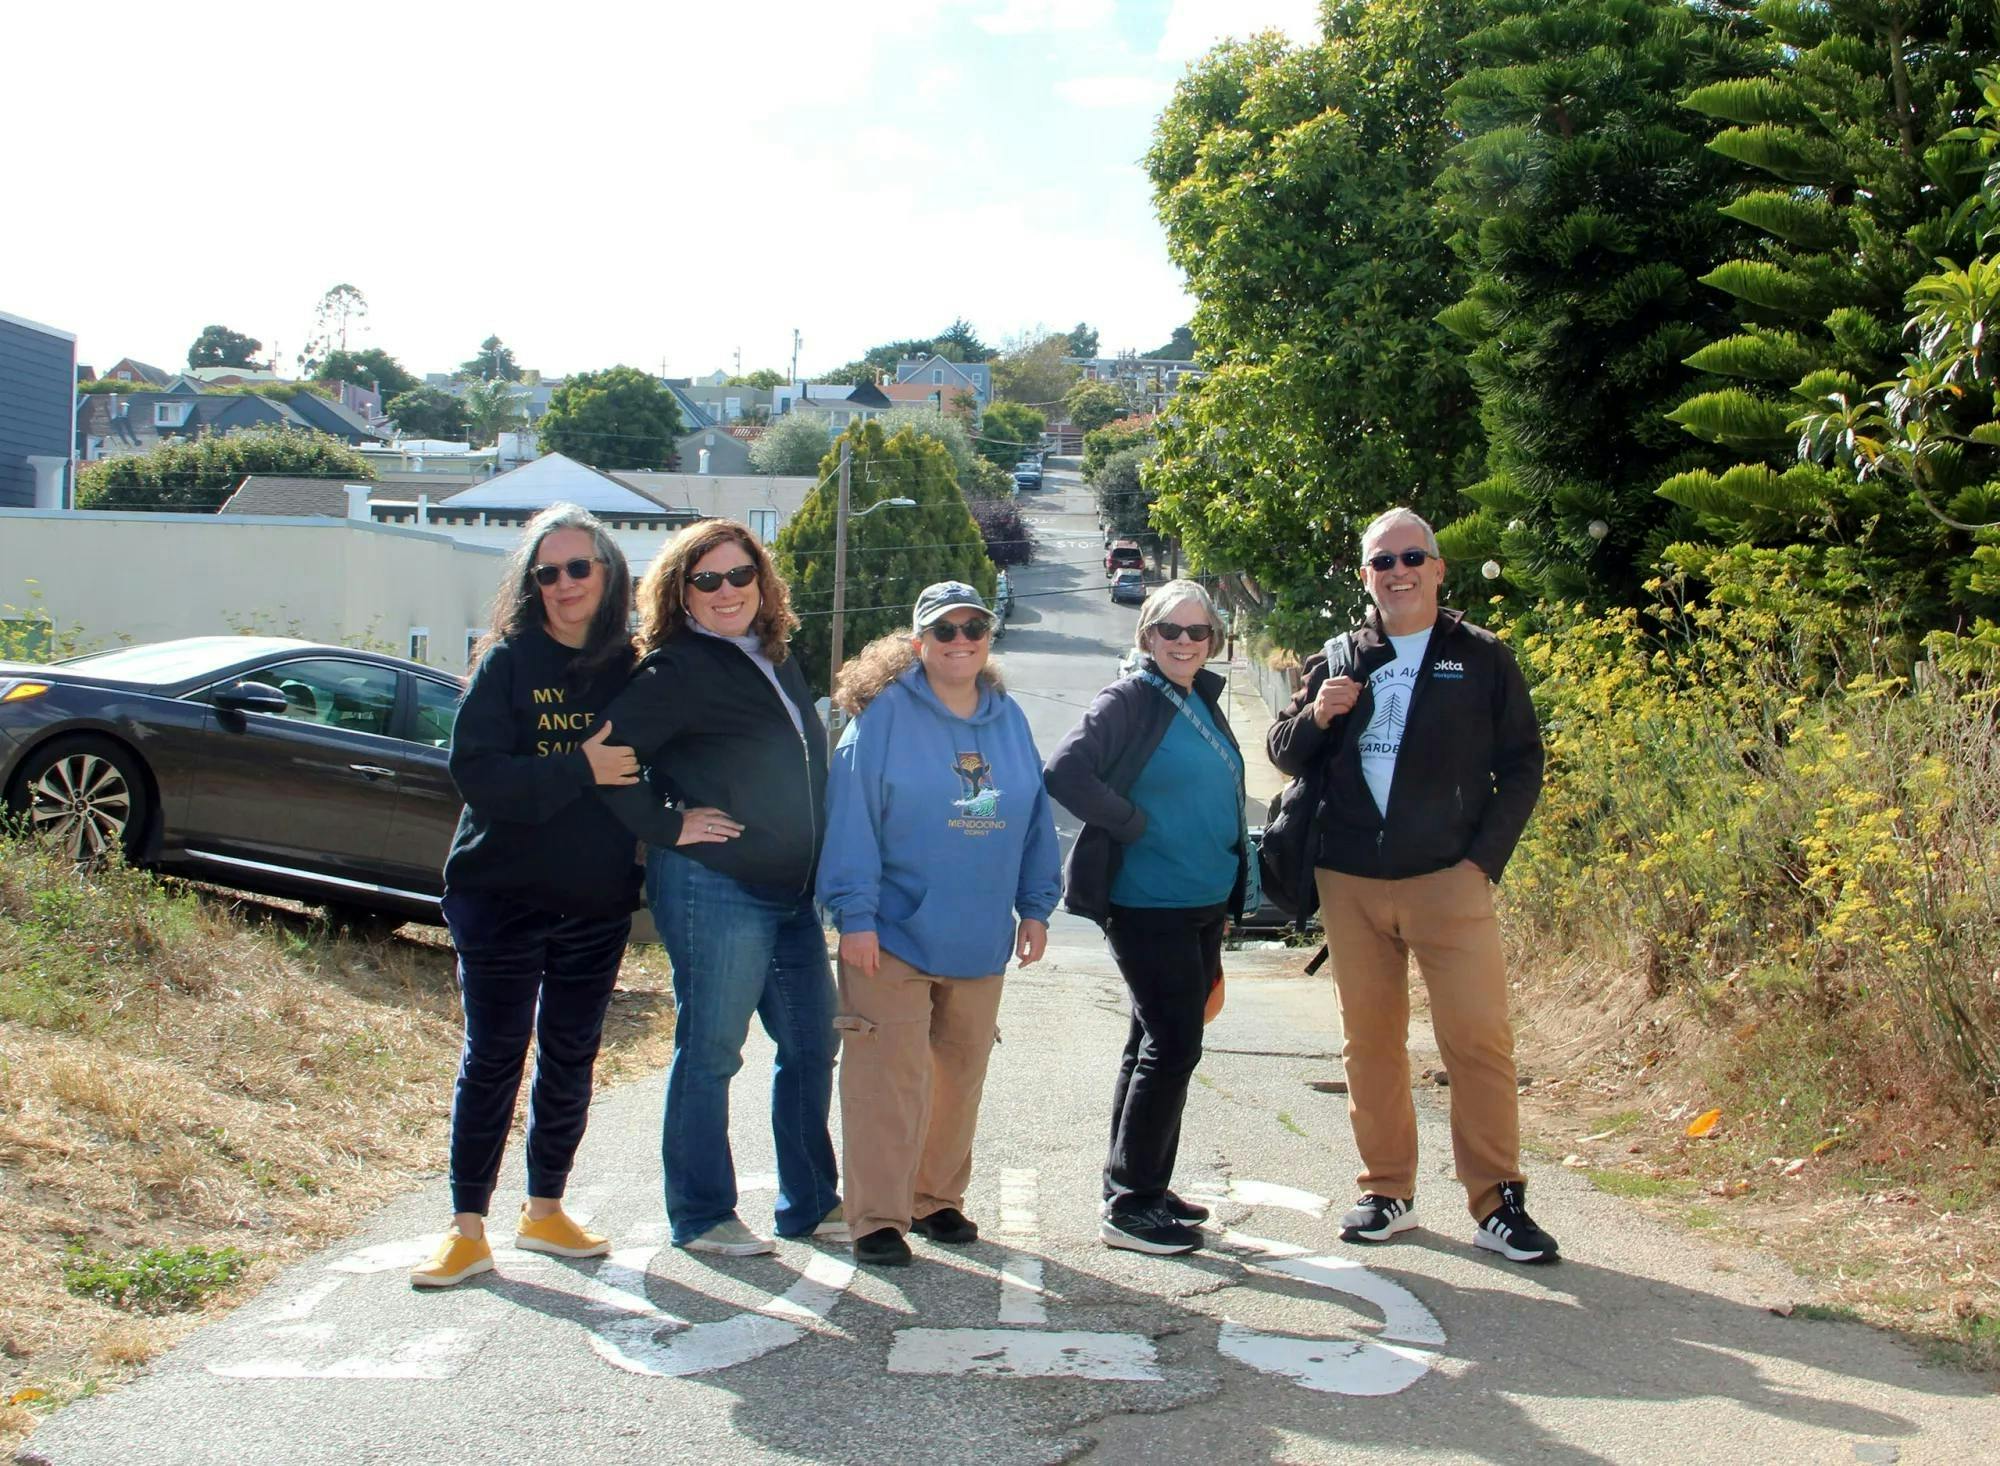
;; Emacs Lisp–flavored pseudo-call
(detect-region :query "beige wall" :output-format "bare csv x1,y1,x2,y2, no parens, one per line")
0,510,509,670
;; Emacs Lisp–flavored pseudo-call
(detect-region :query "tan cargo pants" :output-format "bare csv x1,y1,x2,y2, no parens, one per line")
1316,862,1522,1219
834,950,1004,1239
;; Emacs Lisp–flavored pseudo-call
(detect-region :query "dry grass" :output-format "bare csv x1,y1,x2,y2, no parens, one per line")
0,839,677,1450
1505,923,2000,1378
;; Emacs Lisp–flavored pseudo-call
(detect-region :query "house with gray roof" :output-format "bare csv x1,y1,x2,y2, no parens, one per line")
893,354,991,407
75,388,383,462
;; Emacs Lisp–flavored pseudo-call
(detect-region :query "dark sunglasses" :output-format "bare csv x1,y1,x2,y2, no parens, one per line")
686,564,760,593
1367,549,1437,572
532,557,602,587
1152,622,1214,643
927,617,992,643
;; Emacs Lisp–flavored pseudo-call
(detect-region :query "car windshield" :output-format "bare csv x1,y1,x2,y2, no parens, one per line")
55,638,292,685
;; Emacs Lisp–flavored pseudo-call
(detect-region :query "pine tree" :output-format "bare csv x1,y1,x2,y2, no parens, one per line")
771,421,996,695
1657,0,2000,636
1432,0,1767,606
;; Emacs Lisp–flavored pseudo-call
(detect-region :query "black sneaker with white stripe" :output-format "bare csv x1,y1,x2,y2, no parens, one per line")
1474,1181,1559,1263
1101,1202,1203,1256
1340,1194,1416,1243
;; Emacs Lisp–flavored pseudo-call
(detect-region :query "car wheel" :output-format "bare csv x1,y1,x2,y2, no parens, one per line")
7,735,151,864
322,903,405,940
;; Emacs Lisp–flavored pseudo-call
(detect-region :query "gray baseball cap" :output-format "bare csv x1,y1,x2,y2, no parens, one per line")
912,580,991,631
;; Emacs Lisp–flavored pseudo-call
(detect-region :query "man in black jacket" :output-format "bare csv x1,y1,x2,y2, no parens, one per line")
1268,508,1557,1264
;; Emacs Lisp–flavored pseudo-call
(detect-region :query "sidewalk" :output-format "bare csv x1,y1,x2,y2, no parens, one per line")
1219,642,1291,811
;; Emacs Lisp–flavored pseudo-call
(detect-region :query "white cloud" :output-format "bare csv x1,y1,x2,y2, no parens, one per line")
1154,0,1322,63
1056,74,1173,110
976,0,1115,36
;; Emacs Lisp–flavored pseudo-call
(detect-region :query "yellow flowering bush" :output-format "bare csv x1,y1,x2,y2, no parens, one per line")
1499,561,2000,1099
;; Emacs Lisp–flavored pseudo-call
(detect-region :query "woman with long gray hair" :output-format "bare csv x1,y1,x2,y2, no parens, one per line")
412,503,659,1288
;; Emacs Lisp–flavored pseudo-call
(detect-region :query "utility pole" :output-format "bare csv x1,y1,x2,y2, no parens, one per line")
790,329,802,388
829,437,854,691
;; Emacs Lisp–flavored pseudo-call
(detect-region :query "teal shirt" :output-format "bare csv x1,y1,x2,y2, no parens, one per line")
1111,691,1242,909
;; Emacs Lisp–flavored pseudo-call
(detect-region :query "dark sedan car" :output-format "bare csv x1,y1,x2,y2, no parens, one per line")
0,637,467,927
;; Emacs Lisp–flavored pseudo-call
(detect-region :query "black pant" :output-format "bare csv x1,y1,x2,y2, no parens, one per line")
1102,902,1226,1213
442,889,632,1216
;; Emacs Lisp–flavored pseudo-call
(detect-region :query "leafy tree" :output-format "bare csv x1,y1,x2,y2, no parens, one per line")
1064,322,1100,358
934,317,995,362
1147,325,1197,360
969,496,1034,567
385,385,470,441
1064,379,1127,433
749,413,834,475
1656,0,2000,642
728,368,786,389
1084,417,1158,481
463,378,530,447
977,401,1046,466
991,334,1080,406
537,366,682,469
1431,0,1768,609
1144,3,1490,645
300,284,367,375
461,334,523,382
1096,445,1160,541
77,428,374,512
314,347,419,400
875,405,989,496
770,420,997,694
187,325,262,370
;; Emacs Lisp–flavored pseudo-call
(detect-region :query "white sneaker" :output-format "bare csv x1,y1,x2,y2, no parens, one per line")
677,1218,775,1256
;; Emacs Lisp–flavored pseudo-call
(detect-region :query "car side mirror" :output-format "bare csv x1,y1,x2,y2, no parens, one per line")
213,680,291,716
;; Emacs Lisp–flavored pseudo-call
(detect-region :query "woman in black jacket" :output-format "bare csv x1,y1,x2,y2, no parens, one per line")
416,502,691,1289
594,520,842,1257
1045,579,1249,1259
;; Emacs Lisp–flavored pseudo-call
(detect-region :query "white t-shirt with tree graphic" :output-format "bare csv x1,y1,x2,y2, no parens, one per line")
1356,630,1433,818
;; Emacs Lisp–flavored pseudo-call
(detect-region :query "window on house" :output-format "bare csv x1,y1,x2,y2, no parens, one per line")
931,369,944,384
748,509,778,542
408,628,430,663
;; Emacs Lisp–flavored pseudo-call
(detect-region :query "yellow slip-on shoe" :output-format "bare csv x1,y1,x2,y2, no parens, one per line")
410,1228,494,1289
514,1206,611,1259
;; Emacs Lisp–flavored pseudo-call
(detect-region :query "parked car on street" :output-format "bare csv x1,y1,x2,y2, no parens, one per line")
1105,539,1144,576
1013,460,1043,491
0,636,469,929
1111,569,1146,605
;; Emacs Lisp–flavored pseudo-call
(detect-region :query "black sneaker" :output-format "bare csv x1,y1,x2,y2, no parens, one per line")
853,1227,913,1268
1340,1194,1417,1244
1101,1203,1203,1256
1099,1189,1212,1224
911,1207,979,1245
1474,1181,1559,1263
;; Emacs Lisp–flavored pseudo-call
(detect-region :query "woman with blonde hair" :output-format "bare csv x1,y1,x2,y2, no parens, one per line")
413,503,643,1288
1045,578,1251,1258
817,582,1061,1267
593,520,842,1256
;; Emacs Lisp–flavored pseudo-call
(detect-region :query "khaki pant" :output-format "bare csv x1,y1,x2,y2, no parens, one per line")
834,951,1004,1239
1316,864,1521,1219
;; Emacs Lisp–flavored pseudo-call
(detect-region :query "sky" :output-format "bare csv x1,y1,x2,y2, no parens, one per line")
6,0,1322,383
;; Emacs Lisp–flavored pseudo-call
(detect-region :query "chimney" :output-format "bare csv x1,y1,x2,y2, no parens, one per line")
416,492,430,526
345,484,371,521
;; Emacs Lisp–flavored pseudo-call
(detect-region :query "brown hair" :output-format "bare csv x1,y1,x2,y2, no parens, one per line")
637,519,798,660
833,631,1004,717
474,502,635,687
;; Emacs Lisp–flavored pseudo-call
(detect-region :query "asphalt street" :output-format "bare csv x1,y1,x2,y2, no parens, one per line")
21,475,1998,1466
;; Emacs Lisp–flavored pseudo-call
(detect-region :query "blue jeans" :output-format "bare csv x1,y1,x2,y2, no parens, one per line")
649,849,839,1243
441,889,631,1216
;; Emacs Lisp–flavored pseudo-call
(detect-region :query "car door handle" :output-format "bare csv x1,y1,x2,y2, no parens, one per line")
349,764,397,779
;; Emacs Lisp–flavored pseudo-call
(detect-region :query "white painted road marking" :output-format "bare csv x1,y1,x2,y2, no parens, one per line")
889,1168,1161,1382
888,1329,1163,1381
209,1328,478,1381
1185,1179,1332,1218
589,1249,855,1379
1211,1228,1443,1395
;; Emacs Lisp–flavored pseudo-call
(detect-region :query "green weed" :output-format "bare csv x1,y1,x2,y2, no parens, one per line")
60,1245,251,1314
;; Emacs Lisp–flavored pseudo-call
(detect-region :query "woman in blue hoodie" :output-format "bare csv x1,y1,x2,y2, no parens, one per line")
818,581,1062,1268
